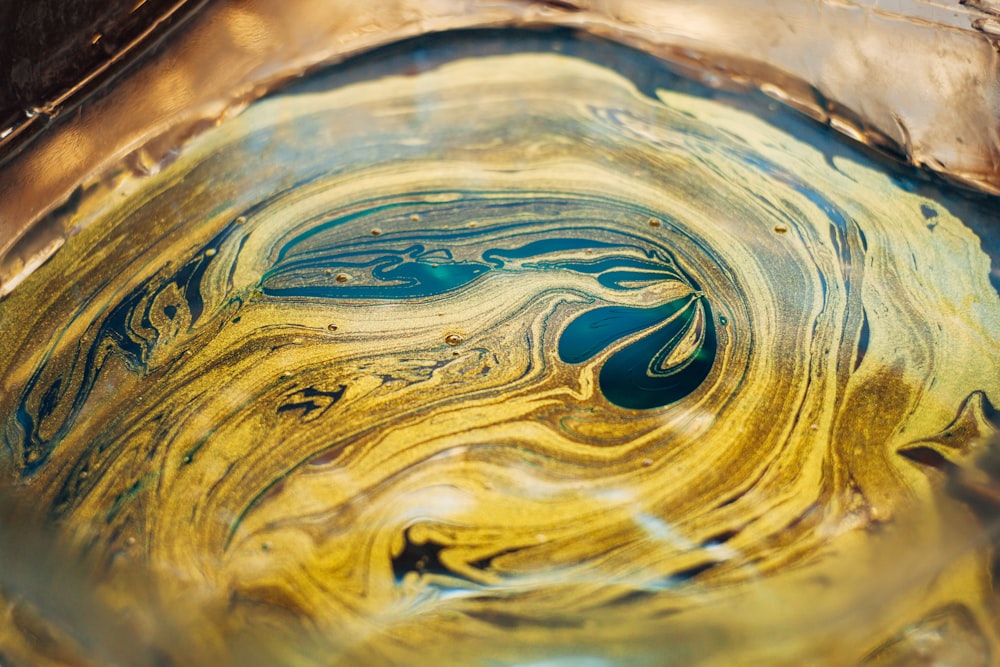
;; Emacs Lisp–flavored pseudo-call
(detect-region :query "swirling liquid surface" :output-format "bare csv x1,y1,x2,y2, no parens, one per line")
1,32,999,666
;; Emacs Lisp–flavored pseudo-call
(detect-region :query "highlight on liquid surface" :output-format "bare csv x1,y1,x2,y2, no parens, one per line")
1,32,998,666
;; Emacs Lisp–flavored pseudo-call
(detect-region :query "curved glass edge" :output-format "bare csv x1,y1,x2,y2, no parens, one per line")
0,0,999,299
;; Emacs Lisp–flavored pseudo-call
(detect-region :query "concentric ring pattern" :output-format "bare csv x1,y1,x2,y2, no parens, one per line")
1,34,998,665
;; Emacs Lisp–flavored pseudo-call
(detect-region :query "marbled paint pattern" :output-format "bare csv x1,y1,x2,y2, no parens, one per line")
1,34,999,666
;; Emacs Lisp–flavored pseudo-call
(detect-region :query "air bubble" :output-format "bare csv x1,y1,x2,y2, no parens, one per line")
444,333,464,346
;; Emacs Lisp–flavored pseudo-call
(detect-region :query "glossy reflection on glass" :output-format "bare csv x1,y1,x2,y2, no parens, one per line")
1,33,998,666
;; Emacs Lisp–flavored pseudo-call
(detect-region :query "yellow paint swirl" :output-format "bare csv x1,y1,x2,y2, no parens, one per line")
1,35,998,666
